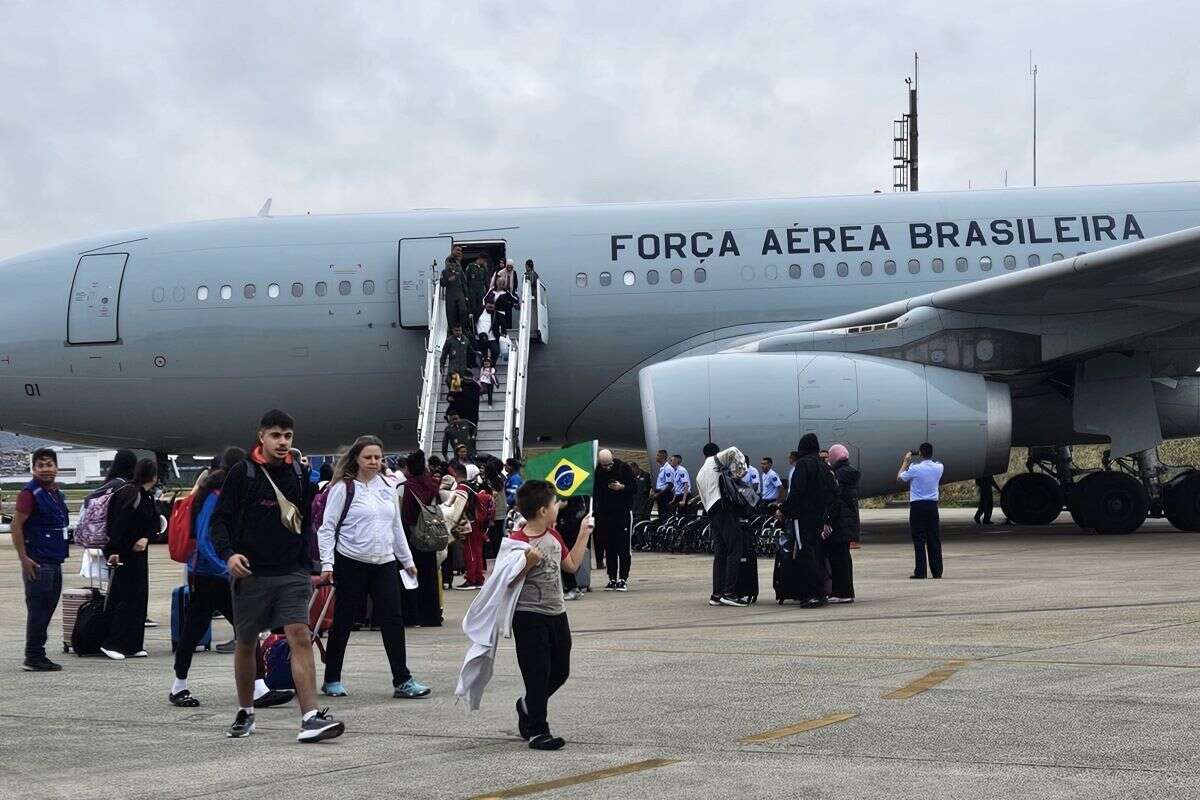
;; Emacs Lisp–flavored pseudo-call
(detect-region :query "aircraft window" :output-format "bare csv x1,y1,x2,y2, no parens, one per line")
338,280,351,296
244,284,256,299
741,266,754,281
836,261,849,278
172,286,185,302
694,267,707,283
623,271,635,286
1027,254,1040,267
647,269,660,285
955,257,968,273
576,273,588,288
267,283,280,298
1052,252,1064,261
152,287,165,303
812,263,825,278
789,264,801,279
1003,255,1016,270
765,264,778,280
196,286,209,301
884,259,896,275
980,256,993,271
291,282,304,298
908,258,920,274
860,261,872,276
932,258,944,273
599,271,612,287
220,285,232,300
670,268,683,284
363,279,376,295
315,281,328,297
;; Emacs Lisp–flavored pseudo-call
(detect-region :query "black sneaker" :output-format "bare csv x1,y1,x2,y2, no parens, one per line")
254,688,295,709
615,580,629,592
529,733,566,750
227,709,255,738
708,595,721,606
603,580,618,591
297,708,345,743
215,639,236,654
516,698,531,740
718,595,748,607
22,657,62,672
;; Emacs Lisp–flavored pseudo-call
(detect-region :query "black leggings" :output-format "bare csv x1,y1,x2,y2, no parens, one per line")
175,573,265,680
401,549,442,627
512,610,571,738
324,555,411,686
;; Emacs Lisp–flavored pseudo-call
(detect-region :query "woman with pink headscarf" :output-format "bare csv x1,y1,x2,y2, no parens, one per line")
825,444,858,603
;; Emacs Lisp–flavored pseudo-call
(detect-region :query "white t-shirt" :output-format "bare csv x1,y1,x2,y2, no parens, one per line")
900,459,944,502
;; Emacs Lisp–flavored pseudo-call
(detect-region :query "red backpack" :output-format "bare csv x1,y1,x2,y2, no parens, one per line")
474,489,495,531
168,493,197,563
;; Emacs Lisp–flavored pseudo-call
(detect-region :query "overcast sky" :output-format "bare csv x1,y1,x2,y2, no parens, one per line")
1,1,1196,257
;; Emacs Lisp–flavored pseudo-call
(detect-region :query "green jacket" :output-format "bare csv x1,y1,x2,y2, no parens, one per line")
440,258,468,301
442,334,475,375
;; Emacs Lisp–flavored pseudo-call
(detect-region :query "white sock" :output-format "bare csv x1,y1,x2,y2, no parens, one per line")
240,706,254,716
302,708,318,722
253,679,269,700
171,678,188,694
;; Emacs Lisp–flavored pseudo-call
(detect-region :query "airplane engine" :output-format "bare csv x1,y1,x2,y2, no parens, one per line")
638,352,1011,498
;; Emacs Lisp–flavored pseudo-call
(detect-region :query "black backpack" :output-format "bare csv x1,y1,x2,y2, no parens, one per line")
717,462,759,516
71,587,114,656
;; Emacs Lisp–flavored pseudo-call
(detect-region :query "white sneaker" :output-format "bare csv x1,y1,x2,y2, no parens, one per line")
129,650,149,658
100,647,126,660
828,597,855,604
563,589,580,601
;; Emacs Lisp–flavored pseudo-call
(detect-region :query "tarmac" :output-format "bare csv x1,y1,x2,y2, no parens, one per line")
2,508,1198,800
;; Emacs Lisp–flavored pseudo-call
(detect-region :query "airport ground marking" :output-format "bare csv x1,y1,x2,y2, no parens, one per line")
739,712,858,743
467,758,681,799
884,660,970,700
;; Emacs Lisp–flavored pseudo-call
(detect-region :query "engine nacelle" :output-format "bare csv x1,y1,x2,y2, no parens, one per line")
638,352,1011,498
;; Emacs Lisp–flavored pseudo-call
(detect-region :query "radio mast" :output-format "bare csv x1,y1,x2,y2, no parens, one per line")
892,52,919,192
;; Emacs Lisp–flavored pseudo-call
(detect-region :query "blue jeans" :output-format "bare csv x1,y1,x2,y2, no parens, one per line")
24,561,62,660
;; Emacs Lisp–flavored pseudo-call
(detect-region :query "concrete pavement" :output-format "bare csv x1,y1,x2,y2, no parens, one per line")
2,509,1198,799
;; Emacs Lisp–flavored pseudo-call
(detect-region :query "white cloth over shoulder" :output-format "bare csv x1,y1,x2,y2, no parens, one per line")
697,447,748,512
455,537,530,710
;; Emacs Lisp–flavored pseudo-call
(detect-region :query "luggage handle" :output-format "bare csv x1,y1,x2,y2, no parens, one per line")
307,581,335,644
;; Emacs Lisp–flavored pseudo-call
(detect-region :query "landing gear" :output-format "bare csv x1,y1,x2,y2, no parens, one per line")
999,472,1063,525
1071,470,1148,535
1163,470,1200,531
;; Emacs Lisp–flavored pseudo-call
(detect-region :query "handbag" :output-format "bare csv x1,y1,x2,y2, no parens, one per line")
260,467,304,536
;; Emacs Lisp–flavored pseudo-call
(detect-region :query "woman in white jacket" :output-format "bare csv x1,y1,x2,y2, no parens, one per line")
317,435,430,700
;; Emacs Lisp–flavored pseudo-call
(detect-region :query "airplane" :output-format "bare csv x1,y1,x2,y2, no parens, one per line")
4,180,1200,535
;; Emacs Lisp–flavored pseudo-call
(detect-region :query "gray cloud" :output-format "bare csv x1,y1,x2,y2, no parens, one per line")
2,0,1197,257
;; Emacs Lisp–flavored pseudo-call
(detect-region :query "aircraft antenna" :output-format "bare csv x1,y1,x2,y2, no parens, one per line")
892,52,918,192
1029,51,1038,186
257,197,273,217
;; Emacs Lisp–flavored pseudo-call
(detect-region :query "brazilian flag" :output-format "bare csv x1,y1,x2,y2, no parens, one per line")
524,441,598,498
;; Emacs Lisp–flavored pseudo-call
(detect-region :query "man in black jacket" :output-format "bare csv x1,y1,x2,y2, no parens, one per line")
780,433,837,607
210,409,343,744
594,449,637,590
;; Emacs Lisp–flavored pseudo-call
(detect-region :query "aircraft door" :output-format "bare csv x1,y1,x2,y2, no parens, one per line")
67,253,128,344
398,236,453,329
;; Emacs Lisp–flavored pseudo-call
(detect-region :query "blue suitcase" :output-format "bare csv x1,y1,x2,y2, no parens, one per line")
170,584,211,653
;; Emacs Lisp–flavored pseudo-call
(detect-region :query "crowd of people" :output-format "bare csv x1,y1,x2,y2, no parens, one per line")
11,404,947,751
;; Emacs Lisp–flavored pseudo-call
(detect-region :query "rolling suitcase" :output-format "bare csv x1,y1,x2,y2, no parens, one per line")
170,584,211,653
736,546,758,604
309,576,335,636
63,550,110,653
574,546,592,590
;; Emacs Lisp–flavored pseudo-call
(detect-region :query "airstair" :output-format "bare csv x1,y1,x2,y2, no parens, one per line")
416,275,543,463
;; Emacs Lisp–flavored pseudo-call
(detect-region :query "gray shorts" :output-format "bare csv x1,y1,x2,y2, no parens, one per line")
231,571,311,644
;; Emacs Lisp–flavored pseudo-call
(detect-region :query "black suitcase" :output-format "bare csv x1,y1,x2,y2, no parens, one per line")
773,550,806,604
736,549,758,604
71,588,114,655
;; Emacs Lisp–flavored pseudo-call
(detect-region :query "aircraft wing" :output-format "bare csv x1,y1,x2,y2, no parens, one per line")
736,224,1200,370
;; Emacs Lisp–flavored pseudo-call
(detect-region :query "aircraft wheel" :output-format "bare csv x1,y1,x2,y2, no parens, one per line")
999,472,1063,525
1074,471,1148,535
1163,470,1200,532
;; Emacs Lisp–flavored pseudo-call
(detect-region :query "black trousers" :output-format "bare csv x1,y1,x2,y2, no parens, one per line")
512,610,571,738
826,540,855,598
324,555,411,685
402,549,443,627
655,493,672,519
175,573,266,679
975,492,993,523
599,512,632,581
710,508,743,597
104,555,148,655
909,500,943,578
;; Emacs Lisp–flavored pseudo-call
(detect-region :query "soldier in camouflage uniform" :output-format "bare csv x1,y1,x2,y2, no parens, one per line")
465,254,491,317
440,244,471,330
440,323,475,383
